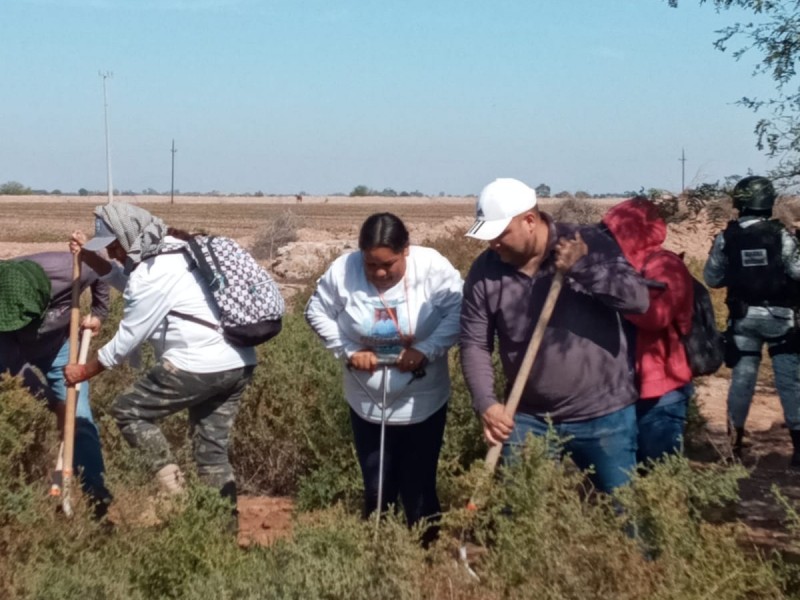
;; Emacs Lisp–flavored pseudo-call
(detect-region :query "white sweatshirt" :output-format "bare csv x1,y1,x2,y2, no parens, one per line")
98,238,257,373
305,245,463,424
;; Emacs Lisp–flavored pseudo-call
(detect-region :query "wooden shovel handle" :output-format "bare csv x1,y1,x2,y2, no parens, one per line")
482,271,565,475
61,254,82,486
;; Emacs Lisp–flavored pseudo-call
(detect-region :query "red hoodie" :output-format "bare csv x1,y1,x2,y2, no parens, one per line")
602,198,694,400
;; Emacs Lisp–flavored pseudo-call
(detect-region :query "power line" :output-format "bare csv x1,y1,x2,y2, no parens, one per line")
679,147,687,192
171,139,177,205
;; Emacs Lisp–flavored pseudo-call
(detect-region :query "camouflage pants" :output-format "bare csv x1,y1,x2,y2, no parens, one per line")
110,359,254,490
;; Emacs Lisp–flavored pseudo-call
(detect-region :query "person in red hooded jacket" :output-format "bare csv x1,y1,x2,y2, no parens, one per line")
601,197,694,463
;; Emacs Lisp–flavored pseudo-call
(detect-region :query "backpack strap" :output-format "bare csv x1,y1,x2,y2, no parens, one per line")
167,310,222,334
166,236,224,334
641,249,692,337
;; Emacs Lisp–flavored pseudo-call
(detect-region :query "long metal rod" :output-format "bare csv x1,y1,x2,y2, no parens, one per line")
375,364,389,539
345,357,397,541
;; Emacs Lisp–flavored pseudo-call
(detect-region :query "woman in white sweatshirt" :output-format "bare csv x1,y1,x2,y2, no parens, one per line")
305,212,463,545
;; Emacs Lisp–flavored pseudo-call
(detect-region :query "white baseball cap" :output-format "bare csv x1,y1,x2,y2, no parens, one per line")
83,217,117,252
466,178,537,240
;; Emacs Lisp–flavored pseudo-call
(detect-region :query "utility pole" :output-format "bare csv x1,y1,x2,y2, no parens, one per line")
679,147,687,192
170,139,177,205
100,71,114,204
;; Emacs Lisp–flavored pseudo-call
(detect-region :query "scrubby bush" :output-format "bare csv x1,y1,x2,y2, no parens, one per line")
423,228,485,277
439,436,786,599
231,312,362,506
250,209,301,260
0,376,53,487
774,196,800,230
552,197,604,225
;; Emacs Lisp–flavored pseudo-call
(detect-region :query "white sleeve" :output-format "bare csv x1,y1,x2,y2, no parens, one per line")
304,263,363,360
97,272,174,368
412,252,463,360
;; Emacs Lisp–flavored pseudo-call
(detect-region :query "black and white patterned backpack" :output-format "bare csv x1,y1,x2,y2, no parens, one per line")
170,236,284,347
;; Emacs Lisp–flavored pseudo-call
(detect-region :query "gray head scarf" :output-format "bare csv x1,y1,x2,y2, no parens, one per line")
94,203,171,273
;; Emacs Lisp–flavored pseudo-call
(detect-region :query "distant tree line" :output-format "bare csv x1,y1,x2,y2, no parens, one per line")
349,185,426,198
0,182,307,198
0,178,748,200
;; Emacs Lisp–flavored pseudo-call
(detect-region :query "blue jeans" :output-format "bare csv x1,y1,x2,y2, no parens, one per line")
21,341,110,502
727,308,800,430
636,383,693,463
503,403,637,494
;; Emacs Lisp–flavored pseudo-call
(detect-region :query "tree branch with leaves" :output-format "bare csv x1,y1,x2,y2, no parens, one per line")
668,1,800,184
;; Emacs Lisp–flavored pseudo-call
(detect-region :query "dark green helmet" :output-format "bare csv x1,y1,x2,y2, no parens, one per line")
732,176,776,213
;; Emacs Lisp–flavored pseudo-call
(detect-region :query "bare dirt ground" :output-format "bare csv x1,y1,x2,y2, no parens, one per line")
1,195,796,554
236,495,294,547
695,373,800,557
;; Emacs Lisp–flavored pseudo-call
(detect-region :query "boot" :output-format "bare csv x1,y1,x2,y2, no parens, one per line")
728,425,746,460
790,430,800,470
220,481,239,535
155,463,185,495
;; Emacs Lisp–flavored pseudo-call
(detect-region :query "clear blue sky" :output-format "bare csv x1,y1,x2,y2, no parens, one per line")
0,0,778,196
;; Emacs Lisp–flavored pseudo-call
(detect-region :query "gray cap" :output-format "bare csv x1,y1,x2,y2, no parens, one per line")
83,216,117,252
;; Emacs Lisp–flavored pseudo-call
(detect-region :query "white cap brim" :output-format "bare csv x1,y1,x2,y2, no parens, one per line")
83,235,116,252
465,217,512,241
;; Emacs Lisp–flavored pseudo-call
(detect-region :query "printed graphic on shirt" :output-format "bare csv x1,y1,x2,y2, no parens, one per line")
359,298,411,363
740,248,768,267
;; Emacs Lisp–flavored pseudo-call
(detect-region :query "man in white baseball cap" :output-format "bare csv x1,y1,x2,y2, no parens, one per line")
460,176,650,496
466,178,538,241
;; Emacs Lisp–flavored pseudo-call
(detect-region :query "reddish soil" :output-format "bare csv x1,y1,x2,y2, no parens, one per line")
237,495,294,547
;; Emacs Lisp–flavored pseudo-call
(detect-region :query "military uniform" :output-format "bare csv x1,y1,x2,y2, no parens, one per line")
703,176,800,465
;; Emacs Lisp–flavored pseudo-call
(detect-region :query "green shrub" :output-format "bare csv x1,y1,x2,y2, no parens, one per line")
2,229,797,599
444,437,784,599
618,455,782,599
0,375,53,487
232,312,361,507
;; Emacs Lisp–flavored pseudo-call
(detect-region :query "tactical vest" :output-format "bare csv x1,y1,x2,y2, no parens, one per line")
722,218,799,308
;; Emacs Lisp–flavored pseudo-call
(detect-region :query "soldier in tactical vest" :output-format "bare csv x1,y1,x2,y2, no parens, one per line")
703,176,800,466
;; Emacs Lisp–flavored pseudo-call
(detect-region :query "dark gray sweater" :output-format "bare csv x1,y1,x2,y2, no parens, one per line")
459,216,649,422
0,252,109,386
